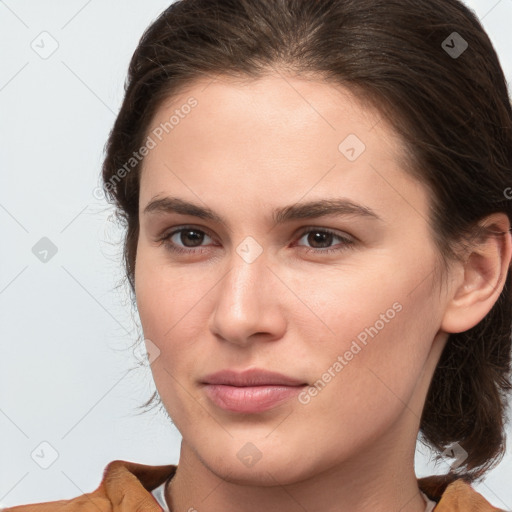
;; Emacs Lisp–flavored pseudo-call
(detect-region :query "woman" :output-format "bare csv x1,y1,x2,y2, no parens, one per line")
5,0,511,510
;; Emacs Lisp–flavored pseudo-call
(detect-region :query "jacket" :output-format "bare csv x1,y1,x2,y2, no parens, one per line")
2,459,506,511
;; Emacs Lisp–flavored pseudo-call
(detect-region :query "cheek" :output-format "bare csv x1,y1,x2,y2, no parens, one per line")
134,257,209,430
134,247,216,396
290,257,441,414
135,244,211,340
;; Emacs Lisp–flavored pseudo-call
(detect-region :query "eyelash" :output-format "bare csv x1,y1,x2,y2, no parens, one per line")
158,225,355,256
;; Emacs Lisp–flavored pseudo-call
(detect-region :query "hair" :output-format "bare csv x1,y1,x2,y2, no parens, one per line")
101,0,512,485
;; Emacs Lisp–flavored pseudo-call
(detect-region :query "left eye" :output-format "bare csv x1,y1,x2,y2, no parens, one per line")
294,228,354,252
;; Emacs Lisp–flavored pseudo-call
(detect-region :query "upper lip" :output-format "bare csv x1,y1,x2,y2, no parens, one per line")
201,368,307,387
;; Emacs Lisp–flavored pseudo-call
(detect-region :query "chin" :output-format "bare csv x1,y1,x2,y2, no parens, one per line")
193,440,325,487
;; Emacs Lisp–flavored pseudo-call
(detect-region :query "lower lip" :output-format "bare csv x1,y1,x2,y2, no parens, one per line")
202,384,306,413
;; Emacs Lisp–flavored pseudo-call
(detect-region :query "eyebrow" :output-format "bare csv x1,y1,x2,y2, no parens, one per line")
143,196,382,229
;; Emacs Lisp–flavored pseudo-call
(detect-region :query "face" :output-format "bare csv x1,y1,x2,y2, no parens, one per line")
134,73,450,485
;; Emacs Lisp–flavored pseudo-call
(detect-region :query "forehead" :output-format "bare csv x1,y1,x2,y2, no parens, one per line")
142,74,400,172
146,73,390,150
139,73,428,226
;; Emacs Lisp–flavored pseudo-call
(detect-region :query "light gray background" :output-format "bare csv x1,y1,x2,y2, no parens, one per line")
1,0,511,508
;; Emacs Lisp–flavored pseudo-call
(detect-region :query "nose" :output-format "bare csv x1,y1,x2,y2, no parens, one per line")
208,245,287,347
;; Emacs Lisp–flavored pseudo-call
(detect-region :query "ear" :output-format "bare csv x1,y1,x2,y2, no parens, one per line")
440,213,512,334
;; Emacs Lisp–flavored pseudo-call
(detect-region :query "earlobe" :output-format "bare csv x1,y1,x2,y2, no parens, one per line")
440,213,512,334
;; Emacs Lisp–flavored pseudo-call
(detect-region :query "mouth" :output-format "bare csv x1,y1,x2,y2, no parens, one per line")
200,368,308,413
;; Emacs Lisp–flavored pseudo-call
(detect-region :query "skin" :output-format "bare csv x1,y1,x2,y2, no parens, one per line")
134,73,511,512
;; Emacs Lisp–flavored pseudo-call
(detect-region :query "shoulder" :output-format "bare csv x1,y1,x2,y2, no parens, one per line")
418,475,508,511
1,459,177,512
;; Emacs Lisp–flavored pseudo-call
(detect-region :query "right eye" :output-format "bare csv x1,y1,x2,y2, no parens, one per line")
159,226,217,254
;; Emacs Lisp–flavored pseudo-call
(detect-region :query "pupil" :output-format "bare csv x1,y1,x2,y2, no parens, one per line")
182,229,203,247
309,231,332,248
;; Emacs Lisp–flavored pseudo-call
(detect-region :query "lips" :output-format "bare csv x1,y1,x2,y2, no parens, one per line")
201,368,307,387
200,368,308,413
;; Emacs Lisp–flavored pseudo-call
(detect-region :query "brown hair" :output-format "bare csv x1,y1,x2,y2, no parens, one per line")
101,0,512,484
